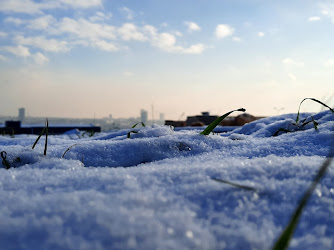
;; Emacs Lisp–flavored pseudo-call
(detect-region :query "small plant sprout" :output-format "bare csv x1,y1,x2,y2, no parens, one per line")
200,108,246,135
127,122,146,139
131,122,146,128
296,98,334,123
273,98,333,136
32,118,49,156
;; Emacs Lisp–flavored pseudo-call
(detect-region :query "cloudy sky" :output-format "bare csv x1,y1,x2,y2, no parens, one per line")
0,0,334,120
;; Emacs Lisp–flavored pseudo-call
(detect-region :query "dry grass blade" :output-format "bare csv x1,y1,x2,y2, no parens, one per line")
296,98,334,123
31,119,49,156
32,126,46,149
200,108,246,135
62,144,79,158
212,177,258,192
272,150,334,250
300,116,318,130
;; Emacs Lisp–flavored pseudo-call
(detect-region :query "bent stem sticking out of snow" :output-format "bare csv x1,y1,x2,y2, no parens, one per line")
127,122,146,139
200,108,246,135
32,118,49,156
296,98,334,123
273,98,334,136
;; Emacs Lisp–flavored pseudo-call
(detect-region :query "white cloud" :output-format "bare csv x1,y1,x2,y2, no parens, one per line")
182,44,205,54
143,26,174,51
0,54,7,61
308,16,321,22
119,7,134,20
324,59,334,67
15,35,69,52
57,17,117,40
27,15,56,30
90,11,112,22
154,32,177,51
0,0,101,14
258,32,265,37
288,73,297,81
1,12,207,58
0,32,7,38
59,0,102,8
0,0,43,14
282,58,304,67
2,44,49,65
4,17,23,25
118,23,147,41
4,45,31,57
142,25,205,54
184,21,201,32
93,40,119,52
215,24,234,39
143,25,158,36
33,52,49,65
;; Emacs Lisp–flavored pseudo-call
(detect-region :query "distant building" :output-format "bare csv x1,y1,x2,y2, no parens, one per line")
165,111,262,128
186,112,218,126
1,120,101,135
141,109,148,124
18,108,25,122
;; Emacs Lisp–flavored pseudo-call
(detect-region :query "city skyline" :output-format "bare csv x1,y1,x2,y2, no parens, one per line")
1,0,334,120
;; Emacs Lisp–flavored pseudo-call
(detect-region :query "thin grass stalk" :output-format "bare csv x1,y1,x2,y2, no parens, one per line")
62,144,79,158
212,178,258,192
272,150,334,250
32,124,46,149
200,108,246,135
296,98,334,123
44,119,48,156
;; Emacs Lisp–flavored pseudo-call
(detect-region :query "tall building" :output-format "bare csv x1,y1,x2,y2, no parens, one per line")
140,109,148,124
18,108,25,121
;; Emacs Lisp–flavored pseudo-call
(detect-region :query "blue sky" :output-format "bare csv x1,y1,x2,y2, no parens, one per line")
0,0,334,120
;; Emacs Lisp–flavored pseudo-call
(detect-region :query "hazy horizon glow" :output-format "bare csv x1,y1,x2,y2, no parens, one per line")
1,0,334,120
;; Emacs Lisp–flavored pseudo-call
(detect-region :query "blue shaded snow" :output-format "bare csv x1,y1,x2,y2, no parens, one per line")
0,110,334,249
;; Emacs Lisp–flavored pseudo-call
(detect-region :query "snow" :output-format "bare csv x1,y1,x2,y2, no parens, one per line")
1,110,334,250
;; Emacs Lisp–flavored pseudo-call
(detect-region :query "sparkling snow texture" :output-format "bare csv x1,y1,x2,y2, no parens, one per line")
1,111,334,249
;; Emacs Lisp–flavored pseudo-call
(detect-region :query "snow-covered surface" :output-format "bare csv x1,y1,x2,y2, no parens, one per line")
1,111,334,250
173,125,239,133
